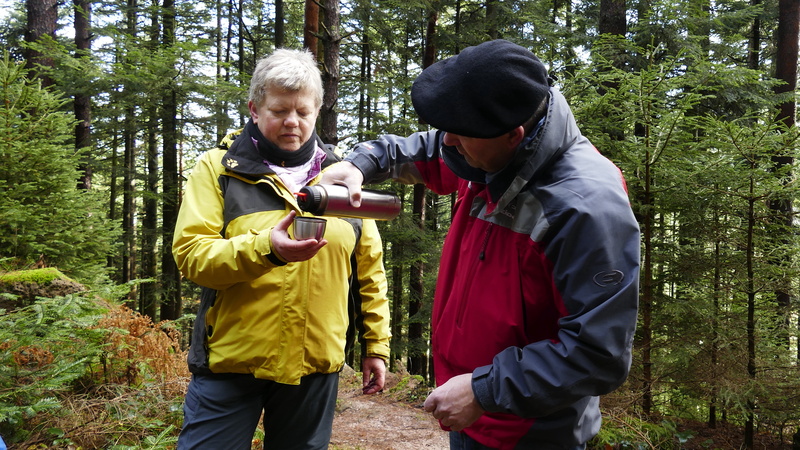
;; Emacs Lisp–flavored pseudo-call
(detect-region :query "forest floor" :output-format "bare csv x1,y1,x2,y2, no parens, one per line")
330,365,449,450
329,366,795,450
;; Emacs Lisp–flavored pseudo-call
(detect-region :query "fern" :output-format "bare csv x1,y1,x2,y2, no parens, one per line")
0,293,108,438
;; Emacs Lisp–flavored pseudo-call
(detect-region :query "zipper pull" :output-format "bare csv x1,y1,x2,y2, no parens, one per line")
479,224,493,261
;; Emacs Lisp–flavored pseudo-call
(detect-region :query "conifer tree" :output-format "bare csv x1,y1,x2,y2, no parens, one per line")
0,53,117,276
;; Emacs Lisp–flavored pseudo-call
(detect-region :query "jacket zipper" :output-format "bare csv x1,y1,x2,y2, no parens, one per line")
478,223,494,261
456,222,493,327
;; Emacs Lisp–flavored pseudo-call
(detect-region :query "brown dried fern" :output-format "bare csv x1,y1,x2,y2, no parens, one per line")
95,304,189,385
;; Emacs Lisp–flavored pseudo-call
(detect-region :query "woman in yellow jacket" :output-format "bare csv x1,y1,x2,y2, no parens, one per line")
172,48,391,449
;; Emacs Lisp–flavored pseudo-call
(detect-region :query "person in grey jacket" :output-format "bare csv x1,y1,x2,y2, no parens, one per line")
321,39,640,449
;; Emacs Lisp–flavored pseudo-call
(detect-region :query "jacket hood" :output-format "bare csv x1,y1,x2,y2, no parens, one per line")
441,87,583,217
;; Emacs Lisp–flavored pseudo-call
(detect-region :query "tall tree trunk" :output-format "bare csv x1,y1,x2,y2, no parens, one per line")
237,0,244,94
408,184,427,378
561,0,577,76
640,145,654,416
356,18,370,142
406,9,438,380
769,0,798,350
122,0,139,308
140,0,161,320
744,180,757,449
108,119,121,273
423,9,437,67
486,0,498,39
275,0,284,48
454,0,461,52
390,239,404,373
215,0,227,141
596,0,626,141
122,110,136,308
160,0,181,321
747,0,761,71
304,0,319,57
24,0,57,87
74,0,92,190
319,0,339,144
142,108,159,319
774,0,798,130
599,0,626,37
709,238,721,428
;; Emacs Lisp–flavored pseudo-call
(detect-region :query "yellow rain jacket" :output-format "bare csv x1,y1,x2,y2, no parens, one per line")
173,129,391,385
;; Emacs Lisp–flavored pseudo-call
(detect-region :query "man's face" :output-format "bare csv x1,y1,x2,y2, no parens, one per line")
442,131,518,173
248,86,319,151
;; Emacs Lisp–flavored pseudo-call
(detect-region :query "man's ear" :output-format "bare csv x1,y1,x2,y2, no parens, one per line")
507,126,526,149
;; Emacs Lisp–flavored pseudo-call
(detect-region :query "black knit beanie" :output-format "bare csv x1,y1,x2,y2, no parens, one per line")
411,39,551,139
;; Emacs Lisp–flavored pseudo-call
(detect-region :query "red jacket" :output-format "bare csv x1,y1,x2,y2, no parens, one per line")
347,88,640,449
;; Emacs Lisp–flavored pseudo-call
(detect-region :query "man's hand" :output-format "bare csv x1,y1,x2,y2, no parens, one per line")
423,373,484,431
319,161,365,207
270,211,327,262
361,357,386,395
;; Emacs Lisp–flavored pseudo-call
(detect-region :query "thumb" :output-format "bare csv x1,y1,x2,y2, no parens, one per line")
348,184,363,208
423,393,436,412
275,211,297,233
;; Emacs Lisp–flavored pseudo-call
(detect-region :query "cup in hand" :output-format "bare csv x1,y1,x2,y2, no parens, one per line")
293,216,326,240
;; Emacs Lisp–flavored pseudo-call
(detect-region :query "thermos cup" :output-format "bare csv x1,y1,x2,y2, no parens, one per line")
293,217,327,240
296,185,401,220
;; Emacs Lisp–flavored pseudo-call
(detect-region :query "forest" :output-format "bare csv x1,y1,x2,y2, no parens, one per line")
0,0,798,446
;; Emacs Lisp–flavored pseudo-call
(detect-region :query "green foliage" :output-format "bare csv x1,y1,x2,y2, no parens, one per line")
387,373,430,403
567,36,799,440
121,425,179,449
0,294,108,441
590,414,681,449
0,288,188,447
0,52,119,278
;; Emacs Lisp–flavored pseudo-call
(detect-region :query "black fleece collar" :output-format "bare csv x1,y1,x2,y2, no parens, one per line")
245,120,318,168
222,120,322,176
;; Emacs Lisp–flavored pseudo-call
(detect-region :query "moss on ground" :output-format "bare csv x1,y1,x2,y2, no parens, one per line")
0,267,72,285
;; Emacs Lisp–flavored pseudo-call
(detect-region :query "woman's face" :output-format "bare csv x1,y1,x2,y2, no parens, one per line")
248,86,319,151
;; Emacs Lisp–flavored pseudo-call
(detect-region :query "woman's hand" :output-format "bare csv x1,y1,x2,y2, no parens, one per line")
270,211,327,262
361,357,386,395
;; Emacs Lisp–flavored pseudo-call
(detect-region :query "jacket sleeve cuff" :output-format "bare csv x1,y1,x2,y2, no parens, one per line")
364,341,391,363
471,364,495,412
253,227,288,266
344,152,379,183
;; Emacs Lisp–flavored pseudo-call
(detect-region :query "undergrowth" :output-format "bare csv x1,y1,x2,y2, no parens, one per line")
2,289,786,449
590,408,684,449
0,291,188,448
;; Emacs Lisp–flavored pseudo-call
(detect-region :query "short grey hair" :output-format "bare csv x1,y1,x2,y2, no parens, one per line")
248,48,323,108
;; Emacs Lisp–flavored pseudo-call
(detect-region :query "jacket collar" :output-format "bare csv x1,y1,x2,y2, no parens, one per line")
441,88,581,216
219,126,339,178
488,88,581,216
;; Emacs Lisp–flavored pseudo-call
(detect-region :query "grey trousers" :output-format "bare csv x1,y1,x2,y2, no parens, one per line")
178,371,339,450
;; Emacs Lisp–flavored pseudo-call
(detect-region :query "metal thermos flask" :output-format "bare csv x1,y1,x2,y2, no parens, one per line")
296,185,401,220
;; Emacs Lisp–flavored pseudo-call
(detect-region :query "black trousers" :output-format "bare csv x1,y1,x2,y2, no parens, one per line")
178,371,339,450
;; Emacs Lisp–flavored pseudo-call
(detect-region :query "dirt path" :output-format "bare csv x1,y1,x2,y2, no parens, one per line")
330,367,795,450
330,367,449,450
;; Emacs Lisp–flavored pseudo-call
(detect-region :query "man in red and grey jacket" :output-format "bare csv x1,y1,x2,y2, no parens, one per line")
321,39,640,450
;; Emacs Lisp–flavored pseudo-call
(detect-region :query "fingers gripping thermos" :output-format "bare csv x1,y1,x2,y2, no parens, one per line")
296,185,402,221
